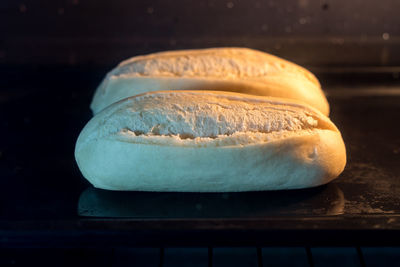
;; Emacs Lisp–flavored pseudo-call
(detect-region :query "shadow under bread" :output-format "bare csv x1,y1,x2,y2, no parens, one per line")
78,183,344,218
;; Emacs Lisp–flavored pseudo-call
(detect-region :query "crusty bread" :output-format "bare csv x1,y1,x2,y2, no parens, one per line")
91,47,329,115
76,90,345,192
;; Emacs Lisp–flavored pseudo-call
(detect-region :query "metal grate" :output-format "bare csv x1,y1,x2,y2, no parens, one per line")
2,247,400,267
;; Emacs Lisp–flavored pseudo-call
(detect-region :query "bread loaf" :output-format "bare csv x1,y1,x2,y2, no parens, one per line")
91,48,329,115
76,90,345,192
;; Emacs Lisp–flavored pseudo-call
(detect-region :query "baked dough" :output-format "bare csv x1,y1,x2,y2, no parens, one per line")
91,47,329,115
76,91,345,192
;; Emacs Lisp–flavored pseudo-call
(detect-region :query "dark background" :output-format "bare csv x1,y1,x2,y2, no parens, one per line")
1,1,400,266
1,0,400,68
1,0,400,234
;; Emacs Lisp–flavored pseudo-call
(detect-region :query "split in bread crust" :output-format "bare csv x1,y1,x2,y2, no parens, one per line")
91,47,329,115
76,91,346,192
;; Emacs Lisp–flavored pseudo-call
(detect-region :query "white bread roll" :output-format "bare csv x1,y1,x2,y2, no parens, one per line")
76,91,346,192
91,47,329,115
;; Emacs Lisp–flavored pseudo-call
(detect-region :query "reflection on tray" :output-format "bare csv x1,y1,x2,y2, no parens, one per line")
78,183,344,218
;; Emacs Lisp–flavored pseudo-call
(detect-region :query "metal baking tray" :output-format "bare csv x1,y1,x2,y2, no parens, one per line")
1,67,400,247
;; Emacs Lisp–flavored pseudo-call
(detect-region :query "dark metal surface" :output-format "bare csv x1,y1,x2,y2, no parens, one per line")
1,66,400,246
77,184,346,218
6,247,400,267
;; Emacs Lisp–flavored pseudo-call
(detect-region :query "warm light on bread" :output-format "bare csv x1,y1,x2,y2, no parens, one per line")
91,48,329,115
76,91,345,192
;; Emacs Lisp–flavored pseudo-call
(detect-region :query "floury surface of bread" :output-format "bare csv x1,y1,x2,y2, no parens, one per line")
76,91,346,192
91,47,329,115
